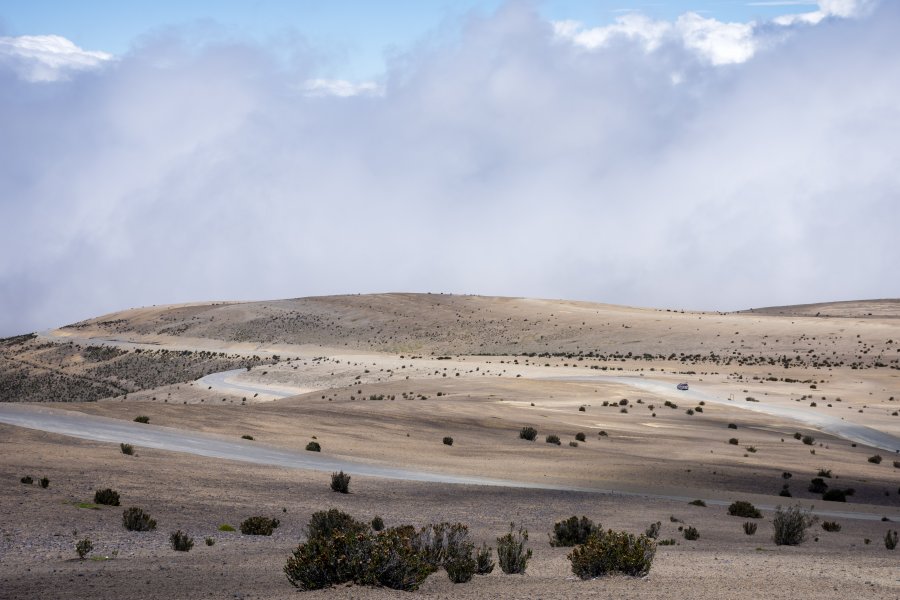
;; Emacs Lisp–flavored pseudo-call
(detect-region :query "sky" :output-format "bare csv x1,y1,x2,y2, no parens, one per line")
0,0,897,335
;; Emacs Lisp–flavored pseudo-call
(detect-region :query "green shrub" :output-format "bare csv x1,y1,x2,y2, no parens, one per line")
743,522,757,535
817,468,832,478
658,538,676,546
822,521,841,532
305,441,321,452
598,430,608,437
20,476,33,485
444,540,477,584
308,509,368,540
331,471,351,493
809,478,829,494
120,443,135,455
802,435,815,445
475,542,494,575
575,432,586,442
94,488,120,506
893,461,900,469
39,477,49,489
728,423,737,429
218,524,235,532
689,499,706,507
549,516,600,547
413,522,472,569
122,507,156,532
497,523,532,574
371,516,385,531
568,530,656,579
170,530,194,552
728,501,761,519
793,432,802,440
886,530,898,550
645,521,661,539
205,537,215,546
728,438,739,445
868,454,882,464
241,434,254,440
772,505,816,546
545,434,561,445
133,416,150,424
683,526,699,540
443,436,453,446
75,538,93,559
519,426,537,441
240,516,280,536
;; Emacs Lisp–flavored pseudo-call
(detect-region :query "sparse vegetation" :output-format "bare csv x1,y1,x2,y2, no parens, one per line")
549,516,599,547
305,441,321,452
575,432,586,442
728,501,762,519
645,521,661,539
519,426,537,441
475,542,495,575
170,530,194,551
371,516,385,531
218,524,235,532
743,522,757,535
241,434,254,440
545,434,561,445
20,475,32,485
886,530,898,550
443,436,453,446
497,523,532,574
331,471,351,493
94,488,120,506
689,499,706,507
39,477,49,489
868,454,882,464
75,538,93,559
773,505,816,545
120,443,134,455
240,516,280,536
568,530,656,579
122,507,156,532
822,521,841,532
133,415,150,424
205,537,215,546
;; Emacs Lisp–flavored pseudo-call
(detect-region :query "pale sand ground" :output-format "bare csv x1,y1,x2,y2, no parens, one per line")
3,296,900,598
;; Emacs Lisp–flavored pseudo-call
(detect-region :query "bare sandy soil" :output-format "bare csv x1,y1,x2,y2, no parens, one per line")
2,294,899,599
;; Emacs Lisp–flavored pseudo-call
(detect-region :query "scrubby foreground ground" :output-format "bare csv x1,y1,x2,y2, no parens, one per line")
1,294,899,598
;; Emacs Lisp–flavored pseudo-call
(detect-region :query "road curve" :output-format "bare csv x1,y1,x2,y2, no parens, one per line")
0,403,896,522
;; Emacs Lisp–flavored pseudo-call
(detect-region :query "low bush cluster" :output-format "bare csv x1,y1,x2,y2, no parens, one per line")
94,488,120,506
728,501,761,519
496,523,532,574
519,426,537,441
773,505,817,546
123,507,156,532
241,516,280,536
549,516,599,547
170,530,194,552
568,530,656,579
331,471,351,493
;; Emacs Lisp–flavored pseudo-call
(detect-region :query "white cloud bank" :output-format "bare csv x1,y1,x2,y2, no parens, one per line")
0,34,112,81
0,2,897,335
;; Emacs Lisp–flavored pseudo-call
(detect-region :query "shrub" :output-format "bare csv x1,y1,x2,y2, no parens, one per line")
886,530,898,550
773,505,816,545
817,468,832,478
728,438,739,445
802,435,815,445
645,521,661,539
94,488,120,506
793,432,802,440
728,423,737,429
868,454,882,464
497,523,532,574
822,521,841,532
308,509,368,540
305,441,321,452
658,539,676,546
120,443,135,455
205,537,215,546
683,526,699,540
442,436,453,446
75,538,93,559
743,522,757,535
779,488,792,497
241,434,254,440
331,471,351,493
20,476,33,485
549,516,600,547
413,522,472,569
545,434,561,445
598,430,608,437
170,530,194,552
39,477,49,489
569,441,579,447
475,542,494,575
445,550,477,584
218,524,235,532
822,489,848,502
240,516,280,536
575,432,586,442
133,416,150,424
519,426,537,441
728,501,762,519
689,499,706,507
123,507,156,532
809,478,829,494
371,516,385,531
893,461,900,469
568,530,656,579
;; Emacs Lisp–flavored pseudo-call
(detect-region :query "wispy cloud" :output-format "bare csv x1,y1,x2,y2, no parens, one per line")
0,34,112,81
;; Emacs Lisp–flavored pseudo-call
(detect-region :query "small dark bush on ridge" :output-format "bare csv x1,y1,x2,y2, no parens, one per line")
241,516,280,536
306,441,321,452
123,507,156,532
120,443,134,455
497,523,532,574
549,516,600,547
241,434,254,440
822,489,849,502
575,432,586,442
94,488,120,506
568,530,656,579
331,471,351,493
443,436,453,446
728,438,739,445
170,530,194,552
519,426,537,441
728,501,761,519
545,434,561,445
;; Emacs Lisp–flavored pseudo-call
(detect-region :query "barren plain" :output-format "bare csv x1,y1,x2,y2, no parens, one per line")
1,294,899,599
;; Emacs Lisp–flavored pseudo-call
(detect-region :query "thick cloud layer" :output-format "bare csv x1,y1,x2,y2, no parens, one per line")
1,3,898,335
